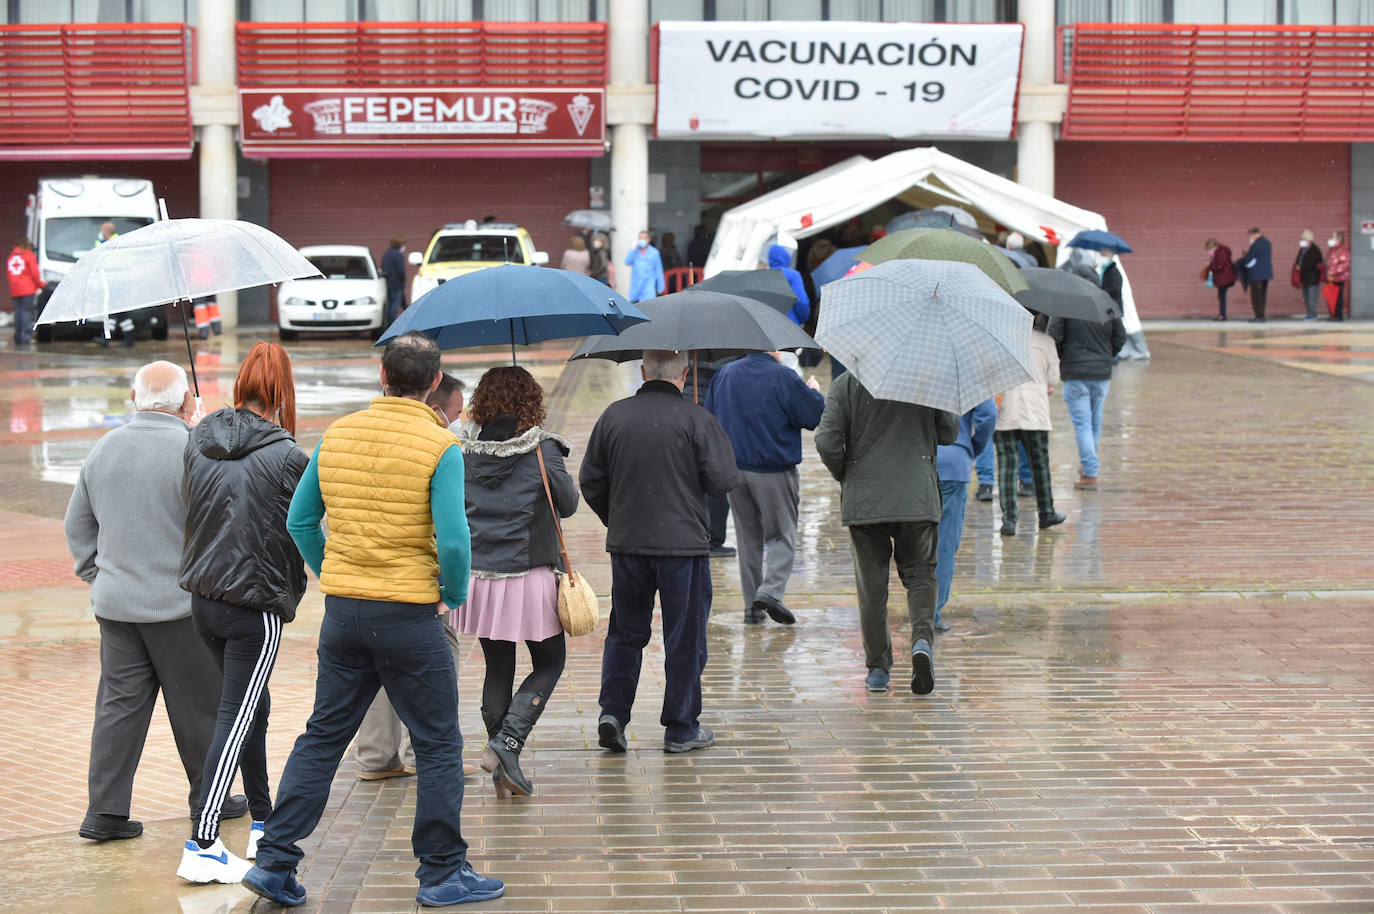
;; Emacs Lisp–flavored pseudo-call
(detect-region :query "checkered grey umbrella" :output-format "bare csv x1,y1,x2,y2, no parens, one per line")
816,260,1033,414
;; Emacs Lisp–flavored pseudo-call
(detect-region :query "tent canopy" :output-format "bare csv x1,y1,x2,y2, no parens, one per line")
704,147,1141,333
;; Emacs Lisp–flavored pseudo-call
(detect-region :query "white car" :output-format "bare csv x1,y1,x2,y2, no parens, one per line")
277,245,387,341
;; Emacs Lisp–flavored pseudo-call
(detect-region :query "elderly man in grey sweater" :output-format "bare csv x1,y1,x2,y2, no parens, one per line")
65,360,245,842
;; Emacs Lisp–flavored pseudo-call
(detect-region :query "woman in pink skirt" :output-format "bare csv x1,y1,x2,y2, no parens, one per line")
455,366,579,797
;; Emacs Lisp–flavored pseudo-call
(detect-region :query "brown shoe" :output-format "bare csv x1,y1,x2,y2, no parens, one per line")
357,764,415,781
1075,475,1098,490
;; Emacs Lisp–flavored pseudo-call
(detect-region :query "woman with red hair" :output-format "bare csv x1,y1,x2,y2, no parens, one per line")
175,341,309,884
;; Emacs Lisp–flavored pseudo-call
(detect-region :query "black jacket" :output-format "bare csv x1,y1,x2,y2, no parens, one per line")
1047,314,1127,382
459,418,578,575
179,408,309,620
579,380,739,556
1296,244,1324,286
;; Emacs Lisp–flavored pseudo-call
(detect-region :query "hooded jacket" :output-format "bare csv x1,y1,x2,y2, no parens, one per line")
458,418,578,575
767,244,811,326
179,407,310,620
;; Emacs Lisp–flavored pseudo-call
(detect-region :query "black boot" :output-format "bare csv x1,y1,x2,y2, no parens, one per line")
482,692,547,797
480,706,510,798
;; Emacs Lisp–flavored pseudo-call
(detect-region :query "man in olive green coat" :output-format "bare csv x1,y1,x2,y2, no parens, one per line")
814,372,959,696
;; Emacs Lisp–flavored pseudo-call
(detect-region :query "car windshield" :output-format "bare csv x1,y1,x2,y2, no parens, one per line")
43,216,154,263
303,255,374,280
429,235,526,265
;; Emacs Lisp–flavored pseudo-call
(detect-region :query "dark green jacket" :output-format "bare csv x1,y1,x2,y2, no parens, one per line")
814,373,959,526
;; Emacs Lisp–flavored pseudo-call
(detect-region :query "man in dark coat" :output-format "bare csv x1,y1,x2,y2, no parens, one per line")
381,235,408,326
579,350,738,755
1237,227,1273,322
1047,299,1127,491
814,373,959,696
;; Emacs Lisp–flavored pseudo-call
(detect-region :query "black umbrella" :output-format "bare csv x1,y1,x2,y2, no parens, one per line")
1013,266,1121,322
690,269,797,314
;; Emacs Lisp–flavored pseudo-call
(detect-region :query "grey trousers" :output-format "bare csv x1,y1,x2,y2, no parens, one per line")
727,467,801,609
353,620,463,770
848,521,938,672
88,616,223,818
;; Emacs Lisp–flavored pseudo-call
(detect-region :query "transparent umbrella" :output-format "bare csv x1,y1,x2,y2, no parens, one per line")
816,260,1032,414
37,216,320,396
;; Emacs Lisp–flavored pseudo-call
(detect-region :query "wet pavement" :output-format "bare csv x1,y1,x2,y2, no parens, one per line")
1,321,1372,912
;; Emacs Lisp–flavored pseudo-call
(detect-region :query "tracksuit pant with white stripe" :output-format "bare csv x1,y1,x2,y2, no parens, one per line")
190,594,284,842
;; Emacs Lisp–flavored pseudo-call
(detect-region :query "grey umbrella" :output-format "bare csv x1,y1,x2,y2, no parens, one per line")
690,269,797,314
570,289,819,363
563,209,614,233
816,260,1032,414
1014,267,1120,322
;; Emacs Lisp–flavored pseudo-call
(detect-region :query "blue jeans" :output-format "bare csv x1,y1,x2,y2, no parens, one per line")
600,554,711,743
975,437,1030,486
935,479,968,621
1063,378,1111,478
255,597,467,888
385,287,405,325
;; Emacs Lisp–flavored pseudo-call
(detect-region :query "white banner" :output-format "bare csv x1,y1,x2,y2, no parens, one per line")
656,21,1024,140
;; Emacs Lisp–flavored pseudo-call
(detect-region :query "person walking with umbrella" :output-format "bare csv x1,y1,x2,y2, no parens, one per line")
1048,295,1126,492
580,350,739,754
814,373,959,694
993,314,1066,536
454,366,579,798
177,342,309,885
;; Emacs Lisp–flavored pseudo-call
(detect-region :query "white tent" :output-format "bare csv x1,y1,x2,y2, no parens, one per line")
704,146,1143,335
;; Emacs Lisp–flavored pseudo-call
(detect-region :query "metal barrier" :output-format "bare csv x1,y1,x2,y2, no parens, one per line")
236,21,607,88
1062,23,1374,142
0,23,193,157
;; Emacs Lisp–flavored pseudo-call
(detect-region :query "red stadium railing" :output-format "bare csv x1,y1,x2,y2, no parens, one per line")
0,23,194,157
236,21,608,88
1062,24,1374,142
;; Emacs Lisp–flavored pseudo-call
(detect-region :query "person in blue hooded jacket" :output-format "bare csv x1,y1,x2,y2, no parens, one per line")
767,244,811,327
931,399,997,642
624,231,665,302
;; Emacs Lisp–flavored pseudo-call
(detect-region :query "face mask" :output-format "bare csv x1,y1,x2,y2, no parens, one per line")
1093,252,1112,268
1329,238,1338,247
637,238,648,249
1300,239,1309,248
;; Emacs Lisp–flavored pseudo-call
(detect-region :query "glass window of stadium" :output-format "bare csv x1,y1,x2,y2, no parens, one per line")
11,0,197,22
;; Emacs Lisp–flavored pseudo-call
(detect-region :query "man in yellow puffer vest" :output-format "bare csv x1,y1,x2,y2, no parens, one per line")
242,332,505,909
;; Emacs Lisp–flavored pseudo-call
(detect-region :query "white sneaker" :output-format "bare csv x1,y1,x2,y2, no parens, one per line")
176,838,252,884
245,821,264,860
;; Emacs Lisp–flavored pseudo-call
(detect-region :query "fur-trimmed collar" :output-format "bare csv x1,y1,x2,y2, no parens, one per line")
457,421,572,457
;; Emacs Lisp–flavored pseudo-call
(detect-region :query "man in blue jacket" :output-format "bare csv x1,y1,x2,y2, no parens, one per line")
706,351,825,625
624,230,665,302
1237,227,1273,323
767,244,811,326
933,399,997,640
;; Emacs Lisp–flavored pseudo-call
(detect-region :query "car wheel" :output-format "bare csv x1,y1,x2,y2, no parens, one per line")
279,328,298,342
368,325,384,342
34,323,53,343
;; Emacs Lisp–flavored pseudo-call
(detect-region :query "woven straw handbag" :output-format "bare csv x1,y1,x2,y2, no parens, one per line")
536,445,599,636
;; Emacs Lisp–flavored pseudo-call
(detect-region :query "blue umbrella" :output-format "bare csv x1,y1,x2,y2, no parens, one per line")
376,265,649,361
1066,230,1133,255
809,245,865,287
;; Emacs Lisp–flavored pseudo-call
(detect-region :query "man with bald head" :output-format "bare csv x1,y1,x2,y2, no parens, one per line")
64,361,246,842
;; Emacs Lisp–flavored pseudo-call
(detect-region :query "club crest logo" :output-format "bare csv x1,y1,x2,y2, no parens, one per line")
567,94,596,136
251,95,293,134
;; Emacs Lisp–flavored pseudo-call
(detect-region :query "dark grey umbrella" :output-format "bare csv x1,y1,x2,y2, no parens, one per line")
569,289,819,363
690,269,797,314
1014,267,1120,322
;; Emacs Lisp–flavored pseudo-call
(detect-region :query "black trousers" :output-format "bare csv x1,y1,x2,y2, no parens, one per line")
599,554,712,743
849,521,937,672
191,595,283,840
1250,279,1268,319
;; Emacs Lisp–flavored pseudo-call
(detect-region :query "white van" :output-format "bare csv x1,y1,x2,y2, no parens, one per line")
25,176,167,342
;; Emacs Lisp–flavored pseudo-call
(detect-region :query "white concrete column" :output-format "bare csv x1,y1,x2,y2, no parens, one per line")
196,0,239,326
608,0,651,296
1017,0,1057,197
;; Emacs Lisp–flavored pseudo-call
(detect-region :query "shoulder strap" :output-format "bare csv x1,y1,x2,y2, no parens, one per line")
534,443,574,576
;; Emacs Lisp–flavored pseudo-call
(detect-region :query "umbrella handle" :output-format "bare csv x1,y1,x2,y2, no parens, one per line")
178,299,201,397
